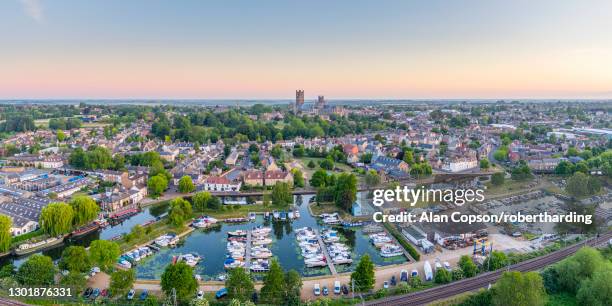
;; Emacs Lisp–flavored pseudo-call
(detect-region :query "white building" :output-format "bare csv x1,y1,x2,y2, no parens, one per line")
202,176,242,192
442,157,478,172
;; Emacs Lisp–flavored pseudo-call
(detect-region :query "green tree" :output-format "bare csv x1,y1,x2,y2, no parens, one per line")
88,240,120,271
57,129,66,142
493,271,547,306
260,259,284,304
60,272,87,293
576,269,612,306
491,172,505,186
284,269,302,306
192,191,212,211
319,158,334,170
39,202,74,236
271,182,293,206
58,246,91,273
110,269,136,298
161,262,198,302
309,169,328,187
510,162,532,181
225,267,254,302
16,254,55,286
408,275,422,288
480,159,490,169
307,160,316,168
555,247,608,293
483,251,509,271
334,173,357,212
435,269,452,284
365,169,381,188
168,197,193,227
554,160,575,175
178,175,196,193
452,269,464,281
291,169,305,188
351,254,375,292
565,172,590,197
458,255,478,278
69,196,99,226
0,215,11,252
147,174,168,198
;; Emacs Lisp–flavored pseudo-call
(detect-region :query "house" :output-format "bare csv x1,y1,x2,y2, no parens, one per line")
202,176,242,192
264,170,293,186
441,157,479,173
97,170,132,188
371,156,409,173
243,170,264,186
342,144,359,156
528,158,561,172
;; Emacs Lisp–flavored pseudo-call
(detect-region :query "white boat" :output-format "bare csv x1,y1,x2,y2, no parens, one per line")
227,230,247,237
176,253,201,267
252,238,272,245
380,244,404,257
424,261,433,281
155,234,178,247
333,256,353,265
118,260,132,269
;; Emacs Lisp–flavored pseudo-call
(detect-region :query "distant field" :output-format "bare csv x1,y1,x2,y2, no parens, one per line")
34,117,110,128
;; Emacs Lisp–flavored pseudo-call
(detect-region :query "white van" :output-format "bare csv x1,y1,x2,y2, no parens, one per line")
314,283,321,296
334,281,341,295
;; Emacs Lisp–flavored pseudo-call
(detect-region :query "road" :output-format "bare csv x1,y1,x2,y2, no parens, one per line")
366,232,612,306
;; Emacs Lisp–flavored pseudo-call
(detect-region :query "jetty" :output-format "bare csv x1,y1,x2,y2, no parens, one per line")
314,229,337,275
245,231,252,270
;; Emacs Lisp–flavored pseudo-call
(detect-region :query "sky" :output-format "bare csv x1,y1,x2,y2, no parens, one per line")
1,0,612,100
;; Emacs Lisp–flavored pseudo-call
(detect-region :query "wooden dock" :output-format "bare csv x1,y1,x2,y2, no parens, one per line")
245,231,252,270
314,229,337,275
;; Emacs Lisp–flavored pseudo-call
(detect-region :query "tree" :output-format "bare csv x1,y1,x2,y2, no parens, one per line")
16,254,55,285
491,172,505,186
452,269,464,281
334,173,357,212
178,175,196,193
402,150,414,165
69,196,99,226
566,172,595,197
284,270,302,305
88,240,120,271
483,251,508,271
493,271,547,306
408,275,422,288
435,269,452,284
109,269,135,297
309,169,328,187
59,246,91,273
493,147,509,161
57,129,66,142
271,182,293,206
365,170,381,188
260,259,284,304
554,247,607,293
147,174,168,198
40,202,74,236
168,197,193,227
319,158,334,170
161,262,198,302
192,191,212,211
60,272,87,293
480,159,490,169
458,255,478,278
511,162,532,181
576,269,612,306
555,160,575,175
351,254,375,292
291,169,305,188
225,267,254,302
307,160,316,168
0,215,11,252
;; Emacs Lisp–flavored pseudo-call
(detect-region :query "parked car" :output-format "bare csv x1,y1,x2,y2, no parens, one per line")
411,269,419,277
334,281,341,295
314,284,321,296
83,288,93,298
390,275,397,286
197,290,204,300
322,286,329,296
400,269,408,282
127,289,135,300
443,262,452,271
341,284,349,295
215,288,228,299
100,289,107,297
90,288,100,299
383,281,389,289
140,290,148,301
